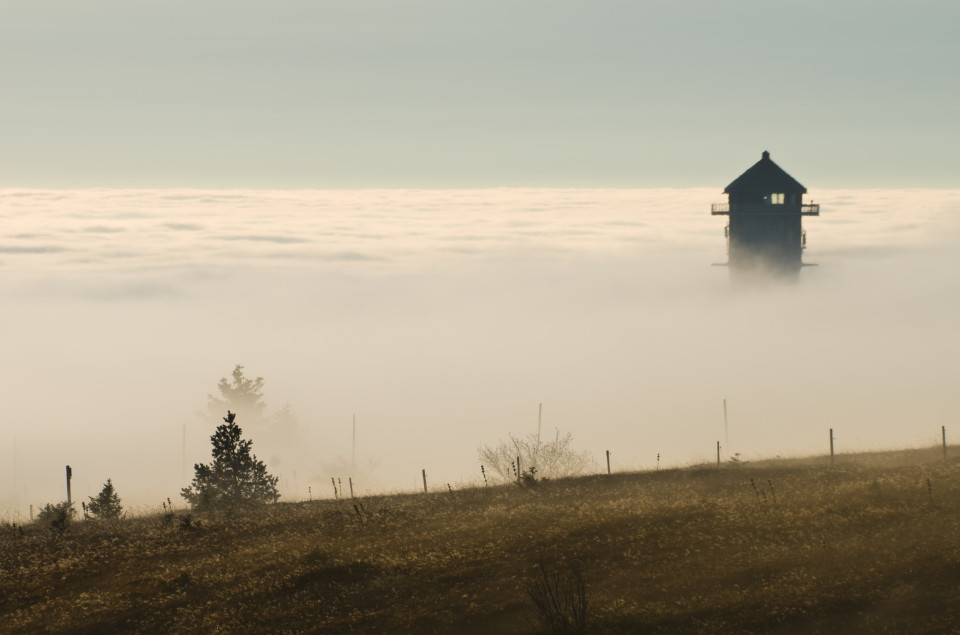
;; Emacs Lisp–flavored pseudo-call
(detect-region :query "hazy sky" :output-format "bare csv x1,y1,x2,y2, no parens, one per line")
2,0,959,188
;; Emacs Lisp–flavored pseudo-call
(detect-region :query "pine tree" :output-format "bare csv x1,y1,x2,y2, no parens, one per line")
205,365,267,429
87,479,123,520
181,411,280,510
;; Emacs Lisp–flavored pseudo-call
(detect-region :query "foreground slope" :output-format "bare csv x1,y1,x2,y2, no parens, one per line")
4,448,960,633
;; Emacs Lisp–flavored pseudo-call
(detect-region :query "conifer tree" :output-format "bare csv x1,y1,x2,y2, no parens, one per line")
181,411,279,510
87,479,123,520
205,365,267,429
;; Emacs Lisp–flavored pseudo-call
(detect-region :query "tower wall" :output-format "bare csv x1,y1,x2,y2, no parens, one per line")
727,203,803,275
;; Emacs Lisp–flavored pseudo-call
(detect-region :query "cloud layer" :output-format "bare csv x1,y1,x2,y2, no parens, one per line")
2,187,959,516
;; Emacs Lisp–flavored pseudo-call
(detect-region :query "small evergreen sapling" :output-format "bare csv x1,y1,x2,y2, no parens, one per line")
181,410,280,510
88,479,124,520
36,501,75,533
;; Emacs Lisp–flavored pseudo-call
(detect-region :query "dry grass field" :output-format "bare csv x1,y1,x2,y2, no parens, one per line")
4,447,960,634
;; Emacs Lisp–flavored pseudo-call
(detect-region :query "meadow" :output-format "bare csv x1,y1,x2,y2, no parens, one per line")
3,446,960,634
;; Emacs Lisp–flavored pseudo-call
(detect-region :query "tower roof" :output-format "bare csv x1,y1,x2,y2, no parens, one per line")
723,151,807,195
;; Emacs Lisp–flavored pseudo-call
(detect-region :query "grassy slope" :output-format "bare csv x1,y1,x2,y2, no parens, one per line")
3,447,960,634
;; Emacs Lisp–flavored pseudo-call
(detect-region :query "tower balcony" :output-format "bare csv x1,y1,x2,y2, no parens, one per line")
711,203,820,216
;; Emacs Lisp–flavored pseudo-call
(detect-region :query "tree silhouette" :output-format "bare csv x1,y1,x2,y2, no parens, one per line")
206,365,266,428
87,479,123,519
181,411,279,510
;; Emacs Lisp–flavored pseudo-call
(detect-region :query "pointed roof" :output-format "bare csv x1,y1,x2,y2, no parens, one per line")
724,151,807,195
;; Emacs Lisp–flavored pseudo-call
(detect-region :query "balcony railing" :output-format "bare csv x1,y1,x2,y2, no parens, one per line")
711,202,820,216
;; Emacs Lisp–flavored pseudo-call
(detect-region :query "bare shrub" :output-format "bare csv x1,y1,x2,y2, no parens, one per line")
479,429,596,482
524,559,588,633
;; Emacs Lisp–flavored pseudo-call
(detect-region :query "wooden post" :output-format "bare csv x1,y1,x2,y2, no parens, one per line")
182,424,187,481
538,403,542,444
422,469,427,493
943,426,947,460
717,441,721,466
516,455,521,483
349,477,354,498
606,450,611,475
66,465,72,506
829,429,835,465
723,399,729,450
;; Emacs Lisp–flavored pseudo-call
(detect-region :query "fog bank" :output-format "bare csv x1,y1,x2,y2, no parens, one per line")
2,188,959,518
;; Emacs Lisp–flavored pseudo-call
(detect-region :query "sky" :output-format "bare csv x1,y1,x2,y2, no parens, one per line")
2,0,959,188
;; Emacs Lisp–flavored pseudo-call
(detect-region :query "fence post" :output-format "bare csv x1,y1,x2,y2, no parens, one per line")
422,469,428,493
66,465,72,506
829,429,835,465
606,450,611,475
716,441,721,466
349,477,354,498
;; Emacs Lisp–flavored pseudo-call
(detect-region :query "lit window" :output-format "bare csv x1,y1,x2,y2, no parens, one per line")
771,193,785,204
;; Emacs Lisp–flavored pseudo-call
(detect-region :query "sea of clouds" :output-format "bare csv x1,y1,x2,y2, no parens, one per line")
2,187,959,517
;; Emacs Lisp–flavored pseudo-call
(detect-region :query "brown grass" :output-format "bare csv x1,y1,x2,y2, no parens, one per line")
3,447,960,633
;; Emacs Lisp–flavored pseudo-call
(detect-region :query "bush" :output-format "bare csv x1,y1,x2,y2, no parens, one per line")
87,479,124,520
36,501,75,534
519,466,543,487
479,429,596,482
181,410,279,511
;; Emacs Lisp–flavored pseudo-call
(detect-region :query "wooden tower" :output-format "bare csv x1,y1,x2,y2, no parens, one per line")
711,151,819,281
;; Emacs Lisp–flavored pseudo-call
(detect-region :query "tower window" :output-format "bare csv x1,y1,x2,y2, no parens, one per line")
771,193,785,204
